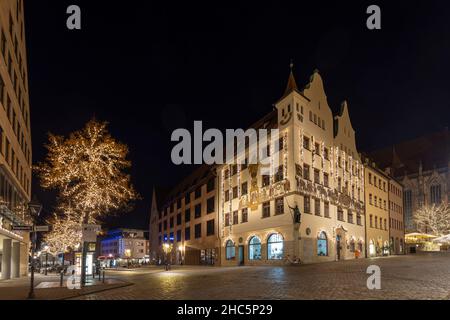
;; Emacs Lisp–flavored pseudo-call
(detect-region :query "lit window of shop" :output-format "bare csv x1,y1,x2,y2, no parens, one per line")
317,232,328,256
267,233,284,260
226,240,235,260
248,236,262,260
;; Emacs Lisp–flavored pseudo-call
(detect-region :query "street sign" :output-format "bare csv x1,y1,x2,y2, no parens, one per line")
34,225,50,232
12,225,33,231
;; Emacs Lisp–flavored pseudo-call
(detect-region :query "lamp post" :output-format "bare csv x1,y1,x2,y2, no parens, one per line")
27,198,43,300
43,245,49,275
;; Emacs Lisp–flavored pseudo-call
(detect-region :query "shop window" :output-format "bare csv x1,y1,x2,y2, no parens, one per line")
267,233,284,260
317,232,328,256
248,236,262,260
226,240,235,260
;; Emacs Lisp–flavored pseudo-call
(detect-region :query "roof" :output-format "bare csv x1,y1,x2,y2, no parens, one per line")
369,128,450,177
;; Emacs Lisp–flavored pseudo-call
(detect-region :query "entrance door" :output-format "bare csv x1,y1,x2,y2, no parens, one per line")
336,235,341,261
238,246,244,266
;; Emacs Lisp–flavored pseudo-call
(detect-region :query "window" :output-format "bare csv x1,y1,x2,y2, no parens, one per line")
369,173,372,184
303,136,310,150
207,197,215,214
177,198,182,210
262,175,270,187
370,215,373,228
225,213,230,227
337,177,342,192
233,211,239,225
169,217,174,229
185,227,191,241
262,201,270,218
232,164,238,176
207,178,215,192
324,202,330,218
304,196,311,214
274,166,284,182
369,194,372,205
158,223,162,233
275,197,284,215
248,236,262,260
241,182,248,195
225,190,230,201
195,187,202,199
195,204,202,218
357,214,362,226
303,164,310,181
323,173,329,187
185,209,191,223
315,198,321,216
375,216,378,229
323,147,329,160
317,232,328,256
348,210,354,224
185,193,191,205
241,208,248,223
315,143,320,156
430,185,442,204
337,207,344,221
207,219,215,236
232,186,238,199
226,240,235,260
176,213,182,226
314,169,320,184
195,223,202,239
267,233,284,260
176,230,182,242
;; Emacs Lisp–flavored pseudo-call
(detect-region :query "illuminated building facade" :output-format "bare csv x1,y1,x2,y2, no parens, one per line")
100,229,149,267
218,68,366,266
0,0,32,280
149,167,219,265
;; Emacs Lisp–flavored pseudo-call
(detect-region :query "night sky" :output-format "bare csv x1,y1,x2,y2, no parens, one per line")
24,1,450,229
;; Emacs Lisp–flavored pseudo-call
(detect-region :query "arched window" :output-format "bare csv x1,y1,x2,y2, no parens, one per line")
317,232,328,256
267,233,284,260
225,240,235,260
248,236,262,260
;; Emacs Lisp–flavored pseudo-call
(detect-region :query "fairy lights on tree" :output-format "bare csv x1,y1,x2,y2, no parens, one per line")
37,119,138,250
413,202,450,236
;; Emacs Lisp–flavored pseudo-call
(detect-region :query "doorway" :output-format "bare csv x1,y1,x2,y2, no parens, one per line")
238,246,244,266
336,235,342,261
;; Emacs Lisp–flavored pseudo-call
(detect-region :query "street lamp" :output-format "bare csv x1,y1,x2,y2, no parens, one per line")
44,245,49,276
27,197,43,300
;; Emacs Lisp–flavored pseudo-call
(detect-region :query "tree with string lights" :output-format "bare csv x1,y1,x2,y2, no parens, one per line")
36,119,138,225
413,202,450,236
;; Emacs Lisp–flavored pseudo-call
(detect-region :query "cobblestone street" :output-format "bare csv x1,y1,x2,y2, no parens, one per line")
76,253,450,300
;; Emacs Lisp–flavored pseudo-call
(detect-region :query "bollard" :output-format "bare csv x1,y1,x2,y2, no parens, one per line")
98,270,101,281
60,271,64,287
102,270,105,283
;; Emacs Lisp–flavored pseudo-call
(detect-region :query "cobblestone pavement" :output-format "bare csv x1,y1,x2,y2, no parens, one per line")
76,253,450,300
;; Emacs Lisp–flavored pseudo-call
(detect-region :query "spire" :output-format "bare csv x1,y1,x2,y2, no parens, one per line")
391,145,403,169
283,59,299,97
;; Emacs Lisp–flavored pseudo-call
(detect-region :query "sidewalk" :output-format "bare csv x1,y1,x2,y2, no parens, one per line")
0,273,132,300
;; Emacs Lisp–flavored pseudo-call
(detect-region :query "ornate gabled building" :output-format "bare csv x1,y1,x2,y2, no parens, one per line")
218,67,366,266
370,129,449,234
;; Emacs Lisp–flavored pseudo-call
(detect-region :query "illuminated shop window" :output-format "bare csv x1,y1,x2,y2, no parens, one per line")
317,232,328,256
267,233,284,260
248,236,262,260
225,240,235,260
